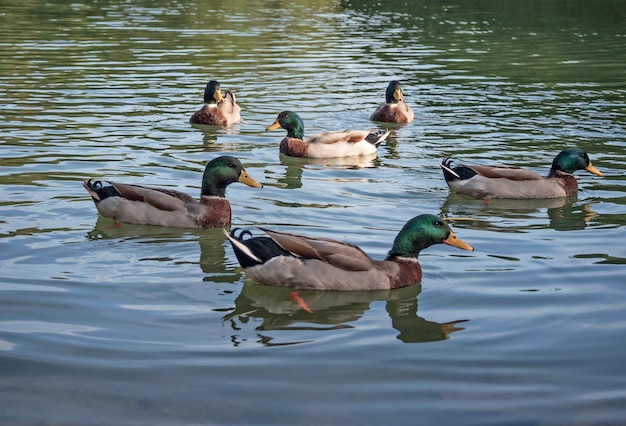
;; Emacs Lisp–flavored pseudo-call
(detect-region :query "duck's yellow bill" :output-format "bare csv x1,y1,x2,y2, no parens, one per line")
266,120,281,131
214,88,224,102
585,162,603,176
239,170,263,188
394,88,404,102
444,231,474,251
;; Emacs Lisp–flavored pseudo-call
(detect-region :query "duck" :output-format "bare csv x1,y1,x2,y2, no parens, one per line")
370,80,414,124
266,110,390,158
189,80,241,126
223,214,473,291
83,156,262,228
439,147,603,199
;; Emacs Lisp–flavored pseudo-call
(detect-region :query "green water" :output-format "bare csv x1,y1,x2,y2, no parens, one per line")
1,0,625,424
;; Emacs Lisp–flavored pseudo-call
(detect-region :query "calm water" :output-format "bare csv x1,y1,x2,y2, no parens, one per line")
1,0,626,424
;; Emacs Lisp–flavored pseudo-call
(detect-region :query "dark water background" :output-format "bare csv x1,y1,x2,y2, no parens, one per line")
1,0,625,424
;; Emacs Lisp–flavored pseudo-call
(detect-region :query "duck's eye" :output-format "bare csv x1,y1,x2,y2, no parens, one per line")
433,220,445,228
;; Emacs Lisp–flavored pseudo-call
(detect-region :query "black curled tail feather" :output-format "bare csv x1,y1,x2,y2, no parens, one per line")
83,179,120,202
439,158,477,182
224,228,292,269
230,227,254,240
440,158,460,182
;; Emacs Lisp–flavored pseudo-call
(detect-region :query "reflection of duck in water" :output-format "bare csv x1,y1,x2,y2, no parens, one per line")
190,80,241,126
546,202,598,231
87,215,200,240
224,214,473,291
222,283,467,345
266,110,390,158
279,151,380,169
440,193,598,232
440,148,602,199
273,163,304,190
272,154,380,190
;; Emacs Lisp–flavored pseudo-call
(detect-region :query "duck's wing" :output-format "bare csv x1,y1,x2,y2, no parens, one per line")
307,131,367,145
469,164,544,181
307,129,389,146
108,182,194,211
259,228,375,271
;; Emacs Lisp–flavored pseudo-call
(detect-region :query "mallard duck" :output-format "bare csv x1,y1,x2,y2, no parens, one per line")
370,80,414,124
266,110,390,158
83,156,262,228
440,147,603,199
223,214,473,291
189,80,241,126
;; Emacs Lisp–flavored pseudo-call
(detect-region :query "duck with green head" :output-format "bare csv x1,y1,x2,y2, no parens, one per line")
190,80,241,126
224,214,473,291
266,110,390,158
440,147,603,199
83,156,262,228
370,80,415,124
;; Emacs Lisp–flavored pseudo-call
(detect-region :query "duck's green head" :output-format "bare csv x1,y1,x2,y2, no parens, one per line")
201,156,263,198
203,80,224,104
386,214,473,260
266,110,305,139
385,80,405,104
550,148,603,177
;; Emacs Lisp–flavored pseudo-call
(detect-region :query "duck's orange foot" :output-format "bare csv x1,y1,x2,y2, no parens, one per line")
289,291,313,314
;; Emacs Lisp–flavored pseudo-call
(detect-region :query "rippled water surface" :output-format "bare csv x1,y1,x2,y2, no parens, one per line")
1,0,626,424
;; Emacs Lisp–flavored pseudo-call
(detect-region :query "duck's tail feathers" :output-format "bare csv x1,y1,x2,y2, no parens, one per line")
82,179,100,201
82,179,120,202
223,90,237,104
223,228,264,267
440,158,461,181
365,129,391,146
83,179,112,201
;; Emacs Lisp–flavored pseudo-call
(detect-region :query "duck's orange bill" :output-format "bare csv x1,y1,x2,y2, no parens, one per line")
393,88,404,102
238,170,263,188
214,89,224,102
444,231,474,251
266,120,281,131
585,162,603,176
290,291,313,314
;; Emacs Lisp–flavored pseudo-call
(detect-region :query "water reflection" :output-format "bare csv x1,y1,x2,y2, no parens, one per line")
190,124,219,148
197,229,231,280
189,123,246,151
546,202,598,231
269,154,380,190
273,163,304,190
440,193,598,232
88,216,234,278
87,216,198,242
222,283,467,345
280,153,380,169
